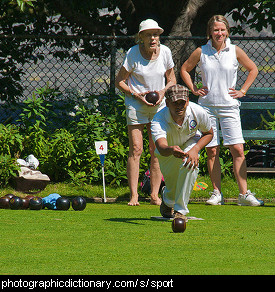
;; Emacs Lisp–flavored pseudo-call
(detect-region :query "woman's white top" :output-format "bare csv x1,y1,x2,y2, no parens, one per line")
123,44,174,112
199,38,239,107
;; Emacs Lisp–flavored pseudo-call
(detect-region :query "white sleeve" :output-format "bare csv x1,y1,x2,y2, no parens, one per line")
198,108,212,133
151,118,167,143
122,48,133,73
163,45,174,70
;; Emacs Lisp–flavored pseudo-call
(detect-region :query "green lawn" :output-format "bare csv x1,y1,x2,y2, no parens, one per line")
0,174,274,275
0,201,274,275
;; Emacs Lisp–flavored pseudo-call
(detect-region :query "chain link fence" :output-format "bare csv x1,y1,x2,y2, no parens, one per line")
0,35,274,122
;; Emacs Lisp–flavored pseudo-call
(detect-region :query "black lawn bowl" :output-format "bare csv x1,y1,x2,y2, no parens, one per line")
145,91,159,105
9,196,23,210
0,197,10,209
21,198,30,209
172,217,187,233
72,196,86,211
56,197,70,211
29,197,43,210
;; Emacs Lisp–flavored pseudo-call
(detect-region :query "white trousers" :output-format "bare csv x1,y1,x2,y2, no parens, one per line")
156,137,199,215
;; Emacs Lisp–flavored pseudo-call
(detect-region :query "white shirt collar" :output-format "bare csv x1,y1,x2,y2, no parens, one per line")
207,38,231,52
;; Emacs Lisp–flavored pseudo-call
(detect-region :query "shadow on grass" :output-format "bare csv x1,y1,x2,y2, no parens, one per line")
104,217,170,225
104,217,152,225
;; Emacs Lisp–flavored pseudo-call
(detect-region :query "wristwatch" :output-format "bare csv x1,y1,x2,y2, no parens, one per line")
240,89,246,96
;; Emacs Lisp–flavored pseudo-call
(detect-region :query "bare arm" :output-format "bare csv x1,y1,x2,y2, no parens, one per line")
156,67,177,105
229,46,258,98
155,137,188,158
184,128,213,168
115,66,151,105
180,48,208,96
115,66,131,95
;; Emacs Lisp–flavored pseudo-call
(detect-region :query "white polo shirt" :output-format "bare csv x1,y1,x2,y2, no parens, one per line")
199,38,239,107
151,102,212,153
123,44,174,112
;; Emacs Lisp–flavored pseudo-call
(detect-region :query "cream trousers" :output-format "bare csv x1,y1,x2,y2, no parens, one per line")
156,137,199,215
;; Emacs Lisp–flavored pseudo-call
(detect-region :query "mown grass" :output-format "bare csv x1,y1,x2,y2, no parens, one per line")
0,175,274,275
0,202,274,275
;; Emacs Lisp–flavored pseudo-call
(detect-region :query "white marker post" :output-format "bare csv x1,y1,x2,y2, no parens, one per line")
95,141,108,203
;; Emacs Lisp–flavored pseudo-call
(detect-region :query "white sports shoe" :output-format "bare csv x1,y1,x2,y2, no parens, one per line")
238,190,264,206
206,189,224,205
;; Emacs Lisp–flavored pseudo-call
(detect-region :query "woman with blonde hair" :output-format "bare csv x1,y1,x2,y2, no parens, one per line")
181,15,263,206
116,19,176,206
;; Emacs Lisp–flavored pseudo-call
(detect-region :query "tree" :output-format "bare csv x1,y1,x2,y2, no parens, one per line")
0,0,273,101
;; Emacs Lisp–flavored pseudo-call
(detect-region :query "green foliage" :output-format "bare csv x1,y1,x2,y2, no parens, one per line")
199,147,234,177
0,0,122,102
0,124,23,157
5,85,149,185
15,0,36,11
218,147,234,177
230,0,274,35
198,149,208,175
260,110,275,130
0,124,22,187
18,92,51,132
45,128,77,182
0,154,20,187
22,124,49,163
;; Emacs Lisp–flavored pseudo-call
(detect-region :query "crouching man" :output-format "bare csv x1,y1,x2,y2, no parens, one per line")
151,84,213,221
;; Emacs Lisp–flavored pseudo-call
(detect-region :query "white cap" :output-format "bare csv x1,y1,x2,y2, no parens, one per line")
138,19,164,34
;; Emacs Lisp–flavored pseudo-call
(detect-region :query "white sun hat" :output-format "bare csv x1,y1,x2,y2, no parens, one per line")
138,19,164,34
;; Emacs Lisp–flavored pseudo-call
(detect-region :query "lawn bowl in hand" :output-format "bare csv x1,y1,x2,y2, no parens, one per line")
145,91,159,105
72,196,86,211
172,217,186,233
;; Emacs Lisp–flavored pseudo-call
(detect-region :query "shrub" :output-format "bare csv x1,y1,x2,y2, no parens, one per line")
0,154,20,187
260,110,275,131
0,124,23,157
44,128,77,182
13,87,135,185
199,146,234,177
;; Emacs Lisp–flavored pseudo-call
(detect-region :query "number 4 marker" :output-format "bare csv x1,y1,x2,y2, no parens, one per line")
95,141,108,155
95,141,108,203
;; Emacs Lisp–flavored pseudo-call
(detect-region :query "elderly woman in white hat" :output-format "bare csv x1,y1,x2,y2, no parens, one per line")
116,19,176,206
